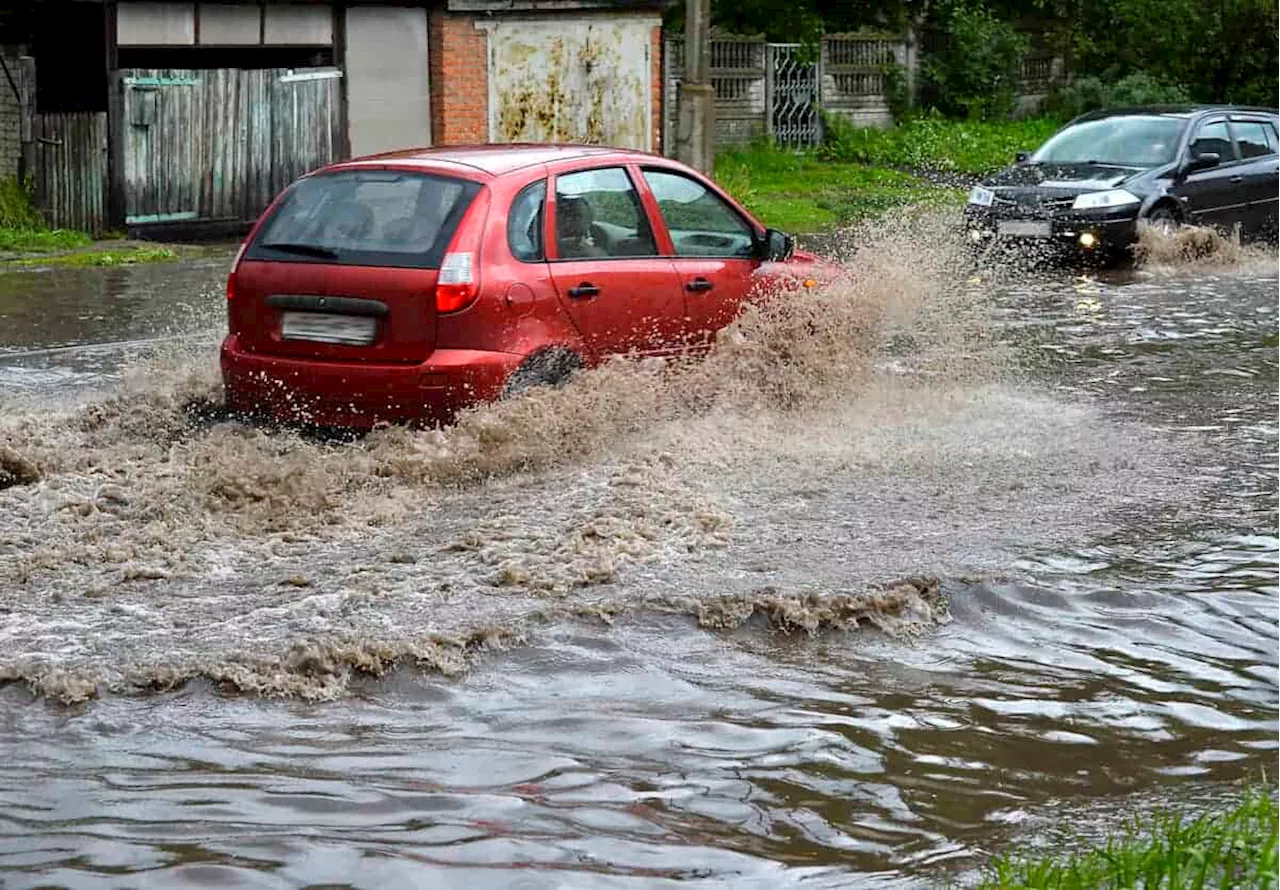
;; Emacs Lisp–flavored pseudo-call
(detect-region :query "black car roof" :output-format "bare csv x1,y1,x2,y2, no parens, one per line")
1074,104,1279,122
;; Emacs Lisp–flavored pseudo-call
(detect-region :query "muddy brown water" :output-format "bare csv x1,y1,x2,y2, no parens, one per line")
0,217,1275,888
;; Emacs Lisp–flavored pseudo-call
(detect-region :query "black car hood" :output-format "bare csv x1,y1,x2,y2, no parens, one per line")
985,163,1144,191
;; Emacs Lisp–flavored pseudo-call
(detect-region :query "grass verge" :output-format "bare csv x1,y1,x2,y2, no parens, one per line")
976,788,1279,890
714,145,966,234
0,176,178,268
0,227,95,253
820,113,1065,176
2,246,180,268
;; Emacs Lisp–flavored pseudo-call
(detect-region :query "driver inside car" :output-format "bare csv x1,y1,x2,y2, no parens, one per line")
556,195,606,258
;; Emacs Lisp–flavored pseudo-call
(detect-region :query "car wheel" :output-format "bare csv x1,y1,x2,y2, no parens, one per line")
502,349,583,399
1146,205,1180,235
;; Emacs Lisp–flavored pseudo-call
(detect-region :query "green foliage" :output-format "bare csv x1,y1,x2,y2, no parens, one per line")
0,175,96,254
976,788,1278,890
820,112,1063,174
4,246,178,268
1044,72,1193,119
921,0,1028,120
0,227,93,253
0,176,47,231
1029,0,1277,107
883,62,911,123
713,141,961,233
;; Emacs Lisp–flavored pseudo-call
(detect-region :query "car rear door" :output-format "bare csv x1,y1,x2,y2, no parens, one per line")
1227,117,1279,238
545,166,687,360
635,166,763,350
1175,116,1246,234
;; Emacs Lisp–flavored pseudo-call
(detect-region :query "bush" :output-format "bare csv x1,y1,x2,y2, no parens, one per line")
1045,72,1193,119
883,62,911,123
819,111,1063,175
0,176,46,230
921,0,1029,121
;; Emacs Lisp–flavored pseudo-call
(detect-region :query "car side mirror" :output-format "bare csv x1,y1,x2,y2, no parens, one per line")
760,227,794,262
1015,150,1031,163
1183,151,1221,174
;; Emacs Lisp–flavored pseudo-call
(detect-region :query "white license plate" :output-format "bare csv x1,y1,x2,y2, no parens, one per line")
281,312,377,346
998,220,1052,238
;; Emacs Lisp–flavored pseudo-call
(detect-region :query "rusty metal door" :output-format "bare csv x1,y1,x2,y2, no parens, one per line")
484,18,656,151
119,67,343,226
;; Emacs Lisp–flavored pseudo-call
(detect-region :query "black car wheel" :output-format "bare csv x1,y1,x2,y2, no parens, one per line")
502,348,583,399
1145,205,1180,235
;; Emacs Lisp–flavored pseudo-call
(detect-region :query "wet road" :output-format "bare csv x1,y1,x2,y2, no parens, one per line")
0,223,1275,888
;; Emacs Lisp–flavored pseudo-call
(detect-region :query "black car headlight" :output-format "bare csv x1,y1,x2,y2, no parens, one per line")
1071,189,1140,211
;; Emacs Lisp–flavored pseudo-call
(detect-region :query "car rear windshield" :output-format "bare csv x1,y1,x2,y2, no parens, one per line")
1031,116,1188,167
245,169,482,269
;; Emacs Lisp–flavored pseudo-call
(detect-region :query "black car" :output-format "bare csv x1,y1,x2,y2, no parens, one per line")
964,105,1280,259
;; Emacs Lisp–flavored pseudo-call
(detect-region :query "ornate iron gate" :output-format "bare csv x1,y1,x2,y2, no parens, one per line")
767,44,821,148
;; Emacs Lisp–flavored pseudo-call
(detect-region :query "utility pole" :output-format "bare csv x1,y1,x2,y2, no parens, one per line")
675,0,714,174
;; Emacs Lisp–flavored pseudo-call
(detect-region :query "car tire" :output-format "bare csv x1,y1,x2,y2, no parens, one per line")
502,348,583,399
1145,204,1180,235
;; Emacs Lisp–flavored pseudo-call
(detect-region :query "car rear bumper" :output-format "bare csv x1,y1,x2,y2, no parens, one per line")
963,209,1140,252
220,335,525,429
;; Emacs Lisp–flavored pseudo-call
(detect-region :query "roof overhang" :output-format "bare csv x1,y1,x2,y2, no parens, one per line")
446,0,671,13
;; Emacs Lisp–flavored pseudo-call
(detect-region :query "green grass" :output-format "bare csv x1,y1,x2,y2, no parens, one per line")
0,227,94,253
714,145,965,233
976,788,1279,890
3,246,179,268
820,113,1065,176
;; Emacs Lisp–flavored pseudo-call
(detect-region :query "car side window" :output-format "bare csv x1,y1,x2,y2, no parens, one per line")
553,167,657,260
642,169,757,259
508,180,546,263
1232,121,1276,159
1189,120,1237,161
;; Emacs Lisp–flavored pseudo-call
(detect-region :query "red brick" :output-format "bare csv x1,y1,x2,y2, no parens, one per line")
429,11,489,145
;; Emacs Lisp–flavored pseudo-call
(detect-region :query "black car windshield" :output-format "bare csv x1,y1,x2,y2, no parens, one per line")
246,169,481,269
1030,115,1187,168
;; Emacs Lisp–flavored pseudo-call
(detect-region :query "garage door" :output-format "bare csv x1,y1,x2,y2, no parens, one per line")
344,7,432,157
482,16,657,151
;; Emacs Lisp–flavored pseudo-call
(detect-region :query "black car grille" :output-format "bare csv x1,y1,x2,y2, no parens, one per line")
993,193,1076,217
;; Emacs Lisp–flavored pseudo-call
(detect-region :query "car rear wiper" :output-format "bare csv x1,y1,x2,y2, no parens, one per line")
260,242,339,259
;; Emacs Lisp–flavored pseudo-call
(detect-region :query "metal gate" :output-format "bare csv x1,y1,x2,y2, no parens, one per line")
120,67,343,226
766,44,821,148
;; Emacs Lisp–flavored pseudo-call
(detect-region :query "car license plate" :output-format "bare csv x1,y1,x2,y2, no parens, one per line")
998,220,1052,238
281,311,377,346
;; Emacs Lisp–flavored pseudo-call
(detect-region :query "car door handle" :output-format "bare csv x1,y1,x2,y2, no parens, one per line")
685,278,714,293
1230,175,1244,183
567,283,599,299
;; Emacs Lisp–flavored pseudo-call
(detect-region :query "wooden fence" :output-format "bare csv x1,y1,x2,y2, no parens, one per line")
120,67,343,226
31,113,109,236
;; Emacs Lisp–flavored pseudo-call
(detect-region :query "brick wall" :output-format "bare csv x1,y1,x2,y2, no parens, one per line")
428,11,489,145
0,47,21,181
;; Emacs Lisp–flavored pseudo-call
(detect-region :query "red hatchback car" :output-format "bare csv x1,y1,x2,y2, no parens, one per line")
221,144,835,429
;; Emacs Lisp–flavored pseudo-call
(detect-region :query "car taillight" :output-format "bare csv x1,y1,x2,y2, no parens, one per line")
435,187,490,315
226,237,249,301
436,252,476,313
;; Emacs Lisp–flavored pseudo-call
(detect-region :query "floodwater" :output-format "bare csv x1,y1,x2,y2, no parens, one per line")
0,217,1275,889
